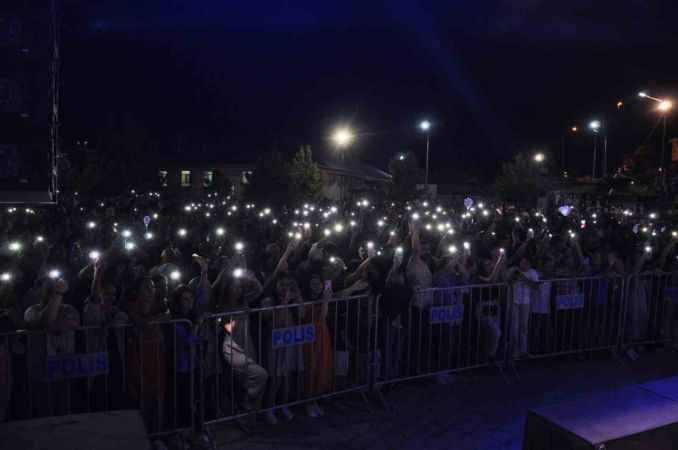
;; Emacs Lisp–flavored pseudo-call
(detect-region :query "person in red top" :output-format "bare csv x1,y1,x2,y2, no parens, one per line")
125,276,167,432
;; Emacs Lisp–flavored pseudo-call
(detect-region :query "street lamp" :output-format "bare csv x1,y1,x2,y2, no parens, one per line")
639,91,673,184
331,127,354,148
419,120,432,187
533,152,545,163
589,120,602,179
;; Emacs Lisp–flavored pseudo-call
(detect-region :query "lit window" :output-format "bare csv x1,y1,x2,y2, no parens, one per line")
203,171,214,187
180,170,191,187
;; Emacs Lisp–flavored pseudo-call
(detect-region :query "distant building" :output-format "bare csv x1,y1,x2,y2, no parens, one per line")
157,157,254,194
312,147,392,202
156,148,392,201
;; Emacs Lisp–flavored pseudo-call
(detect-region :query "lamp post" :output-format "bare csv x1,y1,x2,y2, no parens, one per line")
589,120,601,179
639,92,673,187
561,125,578,177
419,120,432,188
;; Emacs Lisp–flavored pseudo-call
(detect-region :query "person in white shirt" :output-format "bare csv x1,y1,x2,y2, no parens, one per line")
507,257,539,359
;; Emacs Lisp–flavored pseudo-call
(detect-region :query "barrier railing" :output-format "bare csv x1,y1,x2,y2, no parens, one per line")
196,294,374,427
4,272,678,439
510,275,626,361
374,283,510,387
623,271,678,349
0,319,194,437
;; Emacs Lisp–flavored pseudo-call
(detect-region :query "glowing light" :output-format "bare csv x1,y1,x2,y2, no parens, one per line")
88,250,101,261
234,242,245,252
533,153,545,163
448,245,458,254
571,126,578,132
332,127,354,147
169,270,182,281
658,100,673,113
233,268,244,278
333,223,344,233
411,212,420,221
177,228,187,238
419,120,431,131
395,246,404,254
48,269,61,279
0,272,11,282
8,242,21,252
144,232,154,240
589,120,601,132
124,241,136,251
377,220,385,227
638,91,648,98
87,221,97,229
366,241,374,249
463,242,471,251
399,154,405,161
35,236,45,243
121,229,132,238
645,246,653,254
216,227,226,236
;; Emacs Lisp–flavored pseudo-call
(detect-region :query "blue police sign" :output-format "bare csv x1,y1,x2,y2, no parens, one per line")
556,294,585,310
46,352,109,381
430,305,464,325
272,324,316,349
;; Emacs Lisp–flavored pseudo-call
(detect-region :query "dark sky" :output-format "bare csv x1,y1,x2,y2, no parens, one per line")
59,0,678,179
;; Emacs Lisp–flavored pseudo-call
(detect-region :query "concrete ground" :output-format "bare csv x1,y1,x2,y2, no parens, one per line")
211,349,678,450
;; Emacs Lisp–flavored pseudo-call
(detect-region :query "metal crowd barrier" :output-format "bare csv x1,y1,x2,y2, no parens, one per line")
3,273,678,439
373,283,511,387
511,275,626,361
0,319,195,437
196,294,374,427
623,271,678,349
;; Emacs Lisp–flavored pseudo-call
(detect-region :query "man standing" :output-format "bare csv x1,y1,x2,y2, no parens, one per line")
507,257,539,359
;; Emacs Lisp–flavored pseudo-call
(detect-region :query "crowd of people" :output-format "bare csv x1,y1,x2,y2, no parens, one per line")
0,189,677,433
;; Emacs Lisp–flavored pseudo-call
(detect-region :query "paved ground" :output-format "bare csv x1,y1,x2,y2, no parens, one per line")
211,349,678,450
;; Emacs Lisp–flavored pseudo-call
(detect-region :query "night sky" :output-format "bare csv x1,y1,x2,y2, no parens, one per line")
59,1,678,180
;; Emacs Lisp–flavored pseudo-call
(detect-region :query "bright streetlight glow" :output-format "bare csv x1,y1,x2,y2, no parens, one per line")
8,241,21,252
571,126,578,132
533,152,545,163
1,272,12,282
88,250,101,261
234,242,245,252
177,228,187,237
419,120,431,131
216,227,225,236
658,100,673,113
639,91,647,98
144,232,154,240
589,120,601,132
399,154,405,160
332,127,354,147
